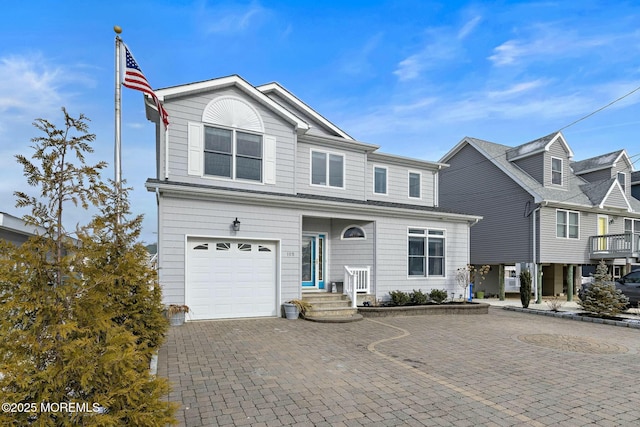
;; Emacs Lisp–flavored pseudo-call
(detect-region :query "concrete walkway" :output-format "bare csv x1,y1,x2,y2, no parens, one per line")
478,297,640,317
158,307,640,426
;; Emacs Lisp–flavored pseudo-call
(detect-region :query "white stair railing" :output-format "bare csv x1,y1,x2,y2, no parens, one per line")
344,266,370,308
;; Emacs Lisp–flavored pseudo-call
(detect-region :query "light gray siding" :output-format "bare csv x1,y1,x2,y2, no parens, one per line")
264,92,343,139
296,140,366,200
439,144,534,264
366,162,436,206
163,87,298,194
602,185,628,209
544,142,570,187
538,207,590,264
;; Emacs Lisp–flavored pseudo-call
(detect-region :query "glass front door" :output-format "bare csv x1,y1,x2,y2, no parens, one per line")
301,234,325,289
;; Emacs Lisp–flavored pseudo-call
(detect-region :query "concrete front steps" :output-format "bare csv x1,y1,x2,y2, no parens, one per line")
301,292,363,323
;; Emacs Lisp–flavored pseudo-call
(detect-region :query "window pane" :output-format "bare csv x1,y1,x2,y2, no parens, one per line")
409,236,425,256
329,154,343,187
568,212,579,239
409,257,425,276
556,211,567,238
374,167,386,194
236,157,261,181
204,152,232,177
204,127,232,153
428,238,444,257
409,173,420,197
343,227,365,239
237,132,262,158
311,151,326,185
428,258,444,276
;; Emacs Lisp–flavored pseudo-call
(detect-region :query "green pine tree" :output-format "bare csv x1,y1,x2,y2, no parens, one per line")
0,108,175,426
578,260,629,317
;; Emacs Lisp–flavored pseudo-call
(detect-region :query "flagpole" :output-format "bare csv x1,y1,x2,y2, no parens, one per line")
114,25,123,224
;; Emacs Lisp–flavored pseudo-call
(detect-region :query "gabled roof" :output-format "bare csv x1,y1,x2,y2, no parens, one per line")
581,178,632,211
505,131,574,161
440,136,640,212
571,149,632,175
152,75,310,132
256,82,353,140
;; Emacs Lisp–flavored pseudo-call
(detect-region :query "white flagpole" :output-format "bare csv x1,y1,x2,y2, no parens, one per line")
114,25,123,223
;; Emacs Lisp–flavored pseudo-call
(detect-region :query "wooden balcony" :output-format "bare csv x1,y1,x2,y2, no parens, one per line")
589,232,640,259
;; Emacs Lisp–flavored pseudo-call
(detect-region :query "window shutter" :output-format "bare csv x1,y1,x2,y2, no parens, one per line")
264,135,276,184
187,122,203,176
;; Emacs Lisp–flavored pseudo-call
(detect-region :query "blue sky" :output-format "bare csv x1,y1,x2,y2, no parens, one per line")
3,0,640,244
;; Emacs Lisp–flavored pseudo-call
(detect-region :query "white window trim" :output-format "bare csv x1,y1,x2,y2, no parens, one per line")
309,149,346,189
551,156,563,186
556,209,579,239
407,227,446,278
408,171,422,199
373,165,388,196
202,124,265,183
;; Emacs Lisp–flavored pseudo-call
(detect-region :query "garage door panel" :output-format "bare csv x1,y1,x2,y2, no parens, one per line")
187,239,277,320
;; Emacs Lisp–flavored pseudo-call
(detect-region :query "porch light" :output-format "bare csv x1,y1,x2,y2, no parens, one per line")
232,218,241,232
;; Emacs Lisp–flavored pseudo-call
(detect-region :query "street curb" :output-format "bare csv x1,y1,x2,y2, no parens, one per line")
502,306,640,329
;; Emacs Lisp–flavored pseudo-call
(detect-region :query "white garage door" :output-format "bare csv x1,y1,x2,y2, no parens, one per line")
186,239,277,320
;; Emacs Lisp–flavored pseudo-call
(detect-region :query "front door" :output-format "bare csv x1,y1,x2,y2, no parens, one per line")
597,215,608,251
301,234,325,289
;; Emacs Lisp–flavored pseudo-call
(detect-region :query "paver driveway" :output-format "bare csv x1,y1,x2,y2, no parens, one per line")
157,308,640,426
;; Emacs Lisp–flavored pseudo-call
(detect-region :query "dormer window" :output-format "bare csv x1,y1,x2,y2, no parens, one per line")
618,172,626,191
551,157,562,185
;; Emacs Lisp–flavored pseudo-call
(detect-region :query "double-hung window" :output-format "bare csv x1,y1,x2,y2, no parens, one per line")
311,150,344,188
551,157,563,185
408,228,445,277
409,172,421,198
374,166,387,194
204,126,262,181
556,209,579,239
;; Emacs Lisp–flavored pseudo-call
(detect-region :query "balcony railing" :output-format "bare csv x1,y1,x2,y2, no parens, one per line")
588,232,640,259
344,266,370,308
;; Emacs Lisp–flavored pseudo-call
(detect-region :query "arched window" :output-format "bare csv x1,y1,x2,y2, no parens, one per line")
342,226,366,240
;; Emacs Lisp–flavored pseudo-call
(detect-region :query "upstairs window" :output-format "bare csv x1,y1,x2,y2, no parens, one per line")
557,210,579,239
618,172,626,191
551,157,563,185
204,126,262,181
311,150,344,188
409,172,421,199
374,166,387,195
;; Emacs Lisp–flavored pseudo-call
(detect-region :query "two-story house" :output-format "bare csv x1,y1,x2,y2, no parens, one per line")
142,75,480,321
439,131,640,300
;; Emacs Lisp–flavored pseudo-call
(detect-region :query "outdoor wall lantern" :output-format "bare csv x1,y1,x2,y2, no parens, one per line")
232,218,241,231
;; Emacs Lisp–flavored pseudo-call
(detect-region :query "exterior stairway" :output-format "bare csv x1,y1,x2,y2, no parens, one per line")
301,292,363,323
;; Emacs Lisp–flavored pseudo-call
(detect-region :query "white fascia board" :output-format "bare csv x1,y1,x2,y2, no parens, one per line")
599,180,632,212
153,75,309,132
257,82,353,140
369,151,449,171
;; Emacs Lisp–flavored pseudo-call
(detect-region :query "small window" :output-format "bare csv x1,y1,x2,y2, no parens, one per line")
342,226,366,240
311,150,344,188
238,243,252,252
556,210,579,239
409,172,421,198
216,243,231,251
551,157,563,185
618,172,626,191
194,243,209,250
258,245,272,252
374,166,387,195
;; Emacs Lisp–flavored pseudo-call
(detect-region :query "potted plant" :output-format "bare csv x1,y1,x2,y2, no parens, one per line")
283,299,311,319
166,304,190,326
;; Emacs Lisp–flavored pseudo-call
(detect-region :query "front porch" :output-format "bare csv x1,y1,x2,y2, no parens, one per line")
589,232,640,260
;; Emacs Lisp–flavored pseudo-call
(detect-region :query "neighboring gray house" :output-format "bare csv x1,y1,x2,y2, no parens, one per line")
632,171,640,201
439,131,640,299
0,211,45,246
143,75,480,321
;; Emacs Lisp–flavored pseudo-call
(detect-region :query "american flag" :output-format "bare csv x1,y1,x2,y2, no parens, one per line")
122,43,169,128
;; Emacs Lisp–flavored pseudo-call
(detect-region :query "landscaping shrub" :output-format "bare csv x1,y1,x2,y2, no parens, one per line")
578,260,629,317
429,289,449,304
409,289,429,305
519,269,532,308
389,290,410,306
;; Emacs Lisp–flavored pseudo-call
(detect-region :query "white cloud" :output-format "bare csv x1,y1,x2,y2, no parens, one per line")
201,1,270,34
458,16,482,40
487,80,546,98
